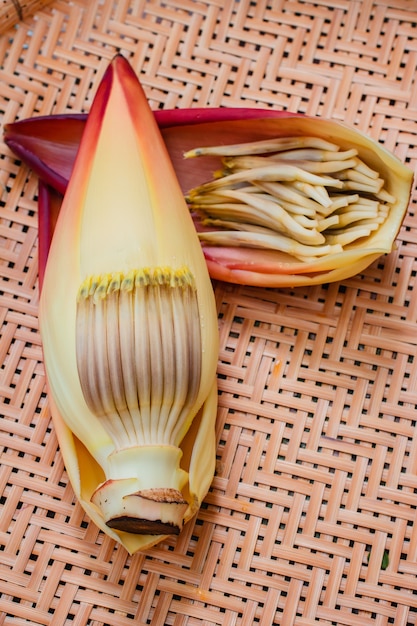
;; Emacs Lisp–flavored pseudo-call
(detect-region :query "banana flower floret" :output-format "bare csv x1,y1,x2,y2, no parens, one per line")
183,119,413,284
38,55,219,554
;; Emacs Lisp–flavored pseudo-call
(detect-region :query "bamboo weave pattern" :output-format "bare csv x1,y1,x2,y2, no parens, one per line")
1,1,417,624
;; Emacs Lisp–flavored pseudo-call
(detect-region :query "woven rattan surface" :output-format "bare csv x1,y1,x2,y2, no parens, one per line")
1,1,417,624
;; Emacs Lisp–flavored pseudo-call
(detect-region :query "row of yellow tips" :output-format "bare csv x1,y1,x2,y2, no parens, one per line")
77,266,196,302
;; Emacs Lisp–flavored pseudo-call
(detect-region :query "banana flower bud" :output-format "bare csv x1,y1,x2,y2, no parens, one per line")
37,55,219,553
4,90,412,289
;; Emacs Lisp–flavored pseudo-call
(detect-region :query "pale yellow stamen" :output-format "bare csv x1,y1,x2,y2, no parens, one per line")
185,135,396,259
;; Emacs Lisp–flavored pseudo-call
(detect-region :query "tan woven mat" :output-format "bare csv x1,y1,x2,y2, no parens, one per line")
1,0,417,624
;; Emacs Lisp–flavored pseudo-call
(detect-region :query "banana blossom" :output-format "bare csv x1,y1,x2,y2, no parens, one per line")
5,107,412,288
37,55,219,554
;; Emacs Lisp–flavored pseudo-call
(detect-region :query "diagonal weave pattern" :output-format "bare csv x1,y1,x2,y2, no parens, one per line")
1,0,417,624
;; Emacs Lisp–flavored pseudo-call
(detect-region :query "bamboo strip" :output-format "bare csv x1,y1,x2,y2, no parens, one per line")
0,0,54,34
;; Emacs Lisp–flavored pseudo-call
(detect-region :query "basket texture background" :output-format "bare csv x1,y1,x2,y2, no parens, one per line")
1,0,417,624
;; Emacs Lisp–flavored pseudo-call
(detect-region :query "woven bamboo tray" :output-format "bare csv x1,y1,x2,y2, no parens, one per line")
1,1,417,624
